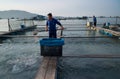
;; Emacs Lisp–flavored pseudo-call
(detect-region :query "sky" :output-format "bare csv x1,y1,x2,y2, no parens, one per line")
0,0,120,17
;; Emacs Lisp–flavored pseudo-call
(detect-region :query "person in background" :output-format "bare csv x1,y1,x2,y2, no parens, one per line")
93,16,97,27
46,13,64,38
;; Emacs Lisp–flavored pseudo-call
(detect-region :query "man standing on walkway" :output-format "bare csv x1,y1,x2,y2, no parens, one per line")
93,16,97,27
46,13,64,38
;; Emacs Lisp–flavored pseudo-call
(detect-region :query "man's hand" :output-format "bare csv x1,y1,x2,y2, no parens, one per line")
61,26,64,30
45,26,48,31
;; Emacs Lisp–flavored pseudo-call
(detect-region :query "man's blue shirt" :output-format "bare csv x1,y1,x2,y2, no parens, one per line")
46,18,62,31
93,17,97,23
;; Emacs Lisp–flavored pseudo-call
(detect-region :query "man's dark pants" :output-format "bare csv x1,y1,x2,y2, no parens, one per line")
94,22,97,26
49,30,57,38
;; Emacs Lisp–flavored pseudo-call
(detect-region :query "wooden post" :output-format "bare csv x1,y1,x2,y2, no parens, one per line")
116,17,118,25
32,20,34,26
60,30,63,37
8,19,12,31
116,17,117,24
86,17,88,26
24,19,26,26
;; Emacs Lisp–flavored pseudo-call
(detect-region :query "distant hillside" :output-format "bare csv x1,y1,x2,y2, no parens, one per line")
0,10,44,19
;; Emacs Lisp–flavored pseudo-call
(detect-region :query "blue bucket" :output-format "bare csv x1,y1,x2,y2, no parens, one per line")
40,38,64,46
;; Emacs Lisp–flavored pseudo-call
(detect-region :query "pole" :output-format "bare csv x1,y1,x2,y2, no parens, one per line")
8,19,12,31
86,17,89,25
32,20,34,26
24,19,26,26
60,30,63,38
116,17,118,25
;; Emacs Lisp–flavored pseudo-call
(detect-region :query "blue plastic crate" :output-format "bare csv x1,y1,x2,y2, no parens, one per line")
40,38,64,46
40,38,64,56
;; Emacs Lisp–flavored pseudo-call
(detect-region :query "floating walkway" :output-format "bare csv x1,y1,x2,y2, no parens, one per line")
96,27,120,37
0,25,36,37
35,57,58,79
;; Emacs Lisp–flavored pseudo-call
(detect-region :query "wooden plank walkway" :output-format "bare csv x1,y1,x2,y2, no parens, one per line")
95,27,120,36
35,57,57,79
0,26,36,36
35,30,63,79
0,31,10,35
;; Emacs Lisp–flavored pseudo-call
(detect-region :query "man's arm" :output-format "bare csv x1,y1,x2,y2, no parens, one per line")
45,26,48,31
56,20,64,30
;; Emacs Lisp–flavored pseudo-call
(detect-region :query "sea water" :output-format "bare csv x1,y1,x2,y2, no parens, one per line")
0,19,120,79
